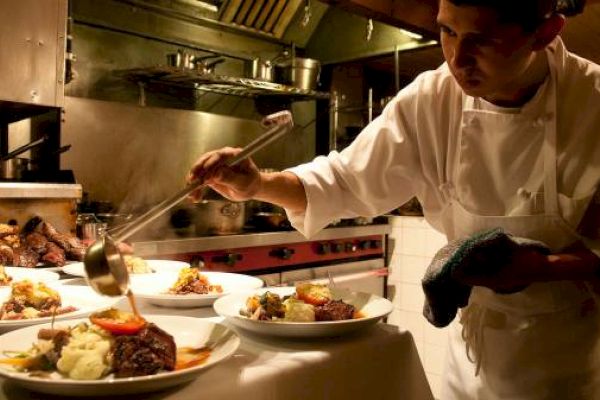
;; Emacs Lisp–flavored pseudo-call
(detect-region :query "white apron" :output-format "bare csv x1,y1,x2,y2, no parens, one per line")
439,50,599,400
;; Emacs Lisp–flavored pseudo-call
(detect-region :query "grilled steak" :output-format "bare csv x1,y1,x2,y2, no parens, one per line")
0,245,14,265
111,323,176,377
24,233,49,255
41,242,66,267
314,300,356,321
13,248,40,268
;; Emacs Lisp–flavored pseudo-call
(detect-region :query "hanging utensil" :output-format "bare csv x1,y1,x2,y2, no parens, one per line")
84,110,295,297
301,0,312,28
365,18,374,42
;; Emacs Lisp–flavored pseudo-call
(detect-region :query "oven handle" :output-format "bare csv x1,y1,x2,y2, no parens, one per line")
281,267,388,287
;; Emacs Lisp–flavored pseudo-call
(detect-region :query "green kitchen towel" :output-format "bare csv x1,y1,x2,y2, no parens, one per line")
422,227,550,328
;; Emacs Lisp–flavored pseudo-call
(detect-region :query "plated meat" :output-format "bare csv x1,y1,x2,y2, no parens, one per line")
111,323,176,377
314,300,356,321
37,328,71,365
13,248,40,269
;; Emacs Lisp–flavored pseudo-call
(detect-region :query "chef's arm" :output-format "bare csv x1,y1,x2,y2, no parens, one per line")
253,171,307,213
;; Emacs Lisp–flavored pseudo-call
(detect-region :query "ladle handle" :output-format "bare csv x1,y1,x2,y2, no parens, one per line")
113,113,294,242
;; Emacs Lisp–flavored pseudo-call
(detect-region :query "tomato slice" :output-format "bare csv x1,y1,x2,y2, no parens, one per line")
89,308,146,335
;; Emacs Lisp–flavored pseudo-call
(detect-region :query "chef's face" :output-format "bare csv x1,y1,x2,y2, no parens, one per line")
437,0,539,100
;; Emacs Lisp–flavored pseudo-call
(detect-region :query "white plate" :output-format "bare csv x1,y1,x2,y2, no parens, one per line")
129,271,265,308
213,286,393,338
62,259,191,277
0,285,120,332
0,315,240,396
0,267,60,285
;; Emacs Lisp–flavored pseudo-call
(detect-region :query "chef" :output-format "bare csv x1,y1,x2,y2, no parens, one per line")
188,0,600,398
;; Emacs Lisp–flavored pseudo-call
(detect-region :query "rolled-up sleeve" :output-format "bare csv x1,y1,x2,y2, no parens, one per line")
284,83,424,238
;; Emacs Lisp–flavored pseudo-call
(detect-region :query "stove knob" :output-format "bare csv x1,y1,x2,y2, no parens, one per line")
358,240,371,250
345,242,358,252
371,240,382,249
316,242,331,255
211,253,242,267
332,243,344,253
270,247,295,260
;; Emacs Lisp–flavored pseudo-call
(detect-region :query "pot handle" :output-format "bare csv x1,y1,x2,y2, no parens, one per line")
220,203,242,218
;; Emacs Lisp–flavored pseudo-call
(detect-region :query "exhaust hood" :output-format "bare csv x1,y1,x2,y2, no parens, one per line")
219,0,305,39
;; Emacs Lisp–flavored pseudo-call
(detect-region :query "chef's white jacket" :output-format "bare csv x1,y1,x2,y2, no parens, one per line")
286,38,600,255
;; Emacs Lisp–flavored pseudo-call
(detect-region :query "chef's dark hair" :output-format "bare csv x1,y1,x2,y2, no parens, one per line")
447,0,558,31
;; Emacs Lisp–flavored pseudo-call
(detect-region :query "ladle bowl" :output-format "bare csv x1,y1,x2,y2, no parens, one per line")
84,236,130,296
83,110,294,296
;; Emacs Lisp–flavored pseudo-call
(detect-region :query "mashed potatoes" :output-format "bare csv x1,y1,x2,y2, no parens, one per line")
56,323,112,380
283,298,315,322
124,256,152,274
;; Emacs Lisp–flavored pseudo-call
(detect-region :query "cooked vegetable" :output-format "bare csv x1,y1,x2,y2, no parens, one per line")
89,308,146,335
295,283,332,306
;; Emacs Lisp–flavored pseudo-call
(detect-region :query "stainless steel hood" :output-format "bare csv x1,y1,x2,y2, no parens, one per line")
219,0,305,39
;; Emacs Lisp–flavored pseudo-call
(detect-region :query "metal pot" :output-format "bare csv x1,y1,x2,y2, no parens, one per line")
76,213,108,243
0,158,30,180
194,199,246,235
276,57,320,90
244,58,274,81
251,212,290,230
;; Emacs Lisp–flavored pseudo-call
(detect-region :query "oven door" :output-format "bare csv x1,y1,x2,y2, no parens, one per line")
279,259,387,297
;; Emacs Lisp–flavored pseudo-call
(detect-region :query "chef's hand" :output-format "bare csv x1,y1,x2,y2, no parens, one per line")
187,147,261,202
452,247,549,294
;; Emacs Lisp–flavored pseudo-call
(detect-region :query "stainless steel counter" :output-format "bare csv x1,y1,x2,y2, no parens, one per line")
132,224,390,257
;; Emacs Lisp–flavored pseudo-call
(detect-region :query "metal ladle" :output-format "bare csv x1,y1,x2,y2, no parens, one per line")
83,110,295,296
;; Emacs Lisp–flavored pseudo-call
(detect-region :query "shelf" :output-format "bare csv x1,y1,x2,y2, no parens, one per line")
117,66,330,101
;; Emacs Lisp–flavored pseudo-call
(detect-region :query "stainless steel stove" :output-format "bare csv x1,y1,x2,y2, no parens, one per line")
132,223,390,296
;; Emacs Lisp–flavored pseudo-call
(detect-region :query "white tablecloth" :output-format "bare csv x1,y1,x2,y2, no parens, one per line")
0,284,434,400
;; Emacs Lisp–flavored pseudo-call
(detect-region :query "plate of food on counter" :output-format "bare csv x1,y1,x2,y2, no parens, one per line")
128,268,264,308
62,256,190,277
0,265,60,285
213,283,394,338
0,309,240,396
0,280,119,332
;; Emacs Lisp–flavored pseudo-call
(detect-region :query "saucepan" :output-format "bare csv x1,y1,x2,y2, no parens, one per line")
276,57,321,90
84,110,295,297
244,58,274,81
0,158,31,181
0,136,48,180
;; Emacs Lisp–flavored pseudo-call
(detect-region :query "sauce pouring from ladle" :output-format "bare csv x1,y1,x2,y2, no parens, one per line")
83,110,295,298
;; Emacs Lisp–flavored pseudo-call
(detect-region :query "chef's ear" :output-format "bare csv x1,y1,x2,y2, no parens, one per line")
532,13,565,50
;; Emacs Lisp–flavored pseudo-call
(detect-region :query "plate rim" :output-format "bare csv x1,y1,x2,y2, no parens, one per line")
1,267,60,282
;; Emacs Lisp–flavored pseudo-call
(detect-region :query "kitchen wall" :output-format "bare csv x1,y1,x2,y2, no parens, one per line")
61,0,320,210
61,97,316,209
386,215,449,399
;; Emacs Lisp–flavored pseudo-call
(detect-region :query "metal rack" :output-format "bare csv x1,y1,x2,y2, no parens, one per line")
117,66,330,101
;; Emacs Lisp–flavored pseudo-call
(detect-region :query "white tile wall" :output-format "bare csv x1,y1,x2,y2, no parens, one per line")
387,216,449,400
